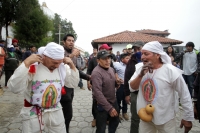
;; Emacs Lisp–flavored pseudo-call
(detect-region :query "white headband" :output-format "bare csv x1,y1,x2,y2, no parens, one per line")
142,41,172,64
43,42,64,60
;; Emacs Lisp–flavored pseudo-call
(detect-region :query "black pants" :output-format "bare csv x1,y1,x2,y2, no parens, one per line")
92,99,97,119
95,100,120,133
5,70,14,86
116,84,127,113
78,78,83,88
60,87,74,133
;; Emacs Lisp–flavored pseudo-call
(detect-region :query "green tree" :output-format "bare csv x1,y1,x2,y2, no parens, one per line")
14,0,53,48
52,13,62,44
53,13,77,44
0,0,20,40
84,51,89,58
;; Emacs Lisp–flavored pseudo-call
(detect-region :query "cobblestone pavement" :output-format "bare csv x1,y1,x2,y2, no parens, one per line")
0,74,200,133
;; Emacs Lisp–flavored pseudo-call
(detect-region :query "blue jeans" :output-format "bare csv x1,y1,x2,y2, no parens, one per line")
95,101,119,133
183,74,195,97
116,84,127,113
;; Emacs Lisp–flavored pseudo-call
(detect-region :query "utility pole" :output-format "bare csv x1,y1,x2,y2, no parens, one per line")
55,24,64,45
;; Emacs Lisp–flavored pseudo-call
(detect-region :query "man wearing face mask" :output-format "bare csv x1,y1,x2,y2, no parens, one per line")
124,41,144,133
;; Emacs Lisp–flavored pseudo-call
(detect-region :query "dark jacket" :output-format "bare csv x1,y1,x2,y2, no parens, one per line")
91,65,117,112
124,54,137,96
64,47,89,81
87,56,116,75
197,52,200,73
13,45,23,60
174,51,184,69
193,68,200,123
22,51,32,61
4,52,19,70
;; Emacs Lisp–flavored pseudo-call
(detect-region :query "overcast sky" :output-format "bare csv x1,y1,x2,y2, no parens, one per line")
39,0,200,53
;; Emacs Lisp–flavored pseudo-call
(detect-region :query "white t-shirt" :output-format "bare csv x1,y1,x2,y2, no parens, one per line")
129,63,194,125
183,51,197,75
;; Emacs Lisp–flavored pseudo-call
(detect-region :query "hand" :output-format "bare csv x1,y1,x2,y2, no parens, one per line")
87,81,92,91
139,62,153,77
180,119,192,133
24,54,42,68
71,49,80,57
87,75,91,80
116,78,123,85
15,47,19,50
109,108,118,117
64,57,75,69
193,72,198,76
125,96,131,105
173,62,177,66
194,105,198,119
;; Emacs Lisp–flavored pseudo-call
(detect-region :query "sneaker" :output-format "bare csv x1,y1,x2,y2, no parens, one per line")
119,114,123,120
123,113,129,120
80,87,85,90
91,119,96,127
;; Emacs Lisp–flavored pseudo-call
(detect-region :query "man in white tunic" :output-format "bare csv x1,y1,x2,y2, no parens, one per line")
129,41,194,133
8,42,79,133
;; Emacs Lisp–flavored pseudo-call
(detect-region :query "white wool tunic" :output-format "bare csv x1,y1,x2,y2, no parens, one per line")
7,62,79,133
129,64,194,125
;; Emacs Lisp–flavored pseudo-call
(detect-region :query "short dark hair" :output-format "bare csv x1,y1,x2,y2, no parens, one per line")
29,45,35,49
186,42,195,48
120,53,129,60
63,34,74,41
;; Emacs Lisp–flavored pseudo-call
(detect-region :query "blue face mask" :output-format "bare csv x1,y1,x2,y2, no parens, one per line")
8,47,15,52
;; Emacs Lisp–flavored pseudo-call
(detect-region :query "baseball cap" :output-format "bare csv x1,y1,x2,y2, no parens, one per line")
126,44,133,49
132,41,144,48
97,50,112,59
99,44,112,50
12,39,18,43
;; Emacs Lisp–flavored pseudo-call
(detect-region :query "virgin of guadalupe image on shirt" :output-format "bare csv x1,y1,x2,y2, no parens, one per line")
42,84,58,108
142,79,156,103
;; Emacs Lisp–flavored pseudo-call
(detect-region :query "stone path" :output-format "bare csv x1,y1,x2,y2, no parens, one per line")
0,74,200,133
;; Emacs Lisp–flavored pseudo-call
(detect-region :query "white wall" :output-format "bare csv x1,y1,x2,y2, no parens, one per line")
97,43,129,55
1,26,14,40
111,43,129,55
98,43,171,55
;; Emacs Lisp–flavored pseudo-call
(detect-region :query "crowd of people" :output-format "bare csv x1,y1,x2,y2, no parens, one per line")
0,35,200,133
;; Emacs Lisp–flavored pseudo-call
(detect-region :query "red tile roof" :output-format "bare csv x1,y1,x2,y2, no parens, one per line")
92,30,182,46
136,29,170,35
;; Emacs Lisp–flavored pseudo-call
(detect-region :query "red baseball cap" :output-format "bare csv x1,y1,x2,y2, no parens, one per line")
99,44,112,50
12,39,18,43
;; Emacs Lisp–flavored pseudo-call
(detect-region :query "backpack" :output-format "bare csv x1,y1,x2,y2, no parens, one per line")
0,47,5,66
0,47,5,56
5,52,19,70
